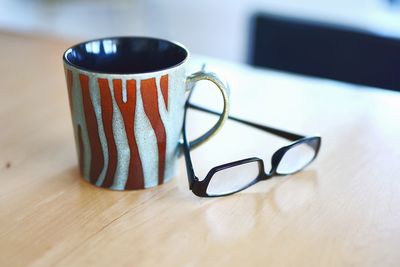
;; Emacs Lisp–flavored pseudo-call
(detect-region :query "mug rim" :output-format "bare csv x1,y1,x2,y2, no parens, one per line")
63,36,190,76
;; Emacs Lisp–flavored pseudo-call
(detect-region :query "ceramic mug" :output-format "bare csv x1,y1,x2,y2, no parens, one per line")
63,37,229,190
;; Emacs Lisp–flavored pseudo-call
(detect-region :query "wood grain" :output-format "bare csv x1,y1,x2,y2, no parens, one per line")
0,32,400,267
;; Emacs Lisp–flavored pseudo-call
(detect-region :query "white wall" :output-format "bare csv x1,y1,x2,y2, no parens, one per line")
1,0,399,62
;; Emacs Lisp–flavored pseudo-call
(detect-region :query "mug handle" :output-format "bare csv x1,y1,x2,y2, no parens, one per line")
184,69,230,150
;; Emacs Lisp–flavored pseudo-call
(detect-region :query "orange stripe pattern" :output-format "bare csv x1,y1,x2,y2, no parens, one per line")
98,78,118,188
79,74,105,184
113,79,145,189
66,70,170,190
141,78,167,185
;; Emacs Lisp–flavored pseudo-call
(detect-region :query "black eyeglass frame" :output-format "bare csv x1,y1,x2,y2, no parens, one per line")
182,103,321,197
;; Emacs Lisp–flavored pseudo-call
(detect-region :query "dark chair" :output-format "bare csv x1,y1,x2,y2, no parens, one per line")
248,13,400,91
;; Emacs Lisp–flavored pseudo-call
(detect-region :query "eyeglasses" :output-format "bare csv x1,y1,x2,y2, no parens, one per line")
182,102,321,197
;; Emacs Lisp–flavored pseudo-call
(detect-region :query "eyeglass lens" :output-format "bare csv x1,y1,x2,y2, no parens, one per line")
276,139,318,175
206,161,260,196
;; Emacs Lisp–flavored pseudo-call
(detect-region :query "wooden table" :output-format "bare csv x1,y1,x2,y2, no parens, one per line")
1,32,400,267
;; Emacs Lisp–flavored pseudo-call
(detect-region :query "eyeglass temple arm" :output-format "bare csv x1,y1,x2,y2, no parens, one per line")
187,103,305,141
182,116,197,189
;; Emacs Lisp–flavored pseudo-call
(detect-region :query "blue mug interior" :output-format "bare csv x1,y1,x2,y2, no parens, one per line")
64,37,188,74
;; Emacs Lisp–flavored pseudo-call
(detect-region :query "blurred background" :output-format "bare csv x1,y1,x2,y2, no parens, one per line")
1,0,400,63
